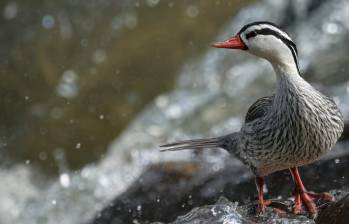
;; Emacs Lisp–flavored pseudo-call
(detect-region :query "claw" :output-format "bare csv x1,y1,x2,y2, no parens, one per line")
293,190,302,214
257,199,271,214
289,167,333,218
257,200,287,215
307,191,334,202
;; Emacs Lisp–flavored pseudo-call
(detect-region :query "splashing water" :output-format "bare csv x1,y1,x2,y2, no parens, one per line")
170,197,315,224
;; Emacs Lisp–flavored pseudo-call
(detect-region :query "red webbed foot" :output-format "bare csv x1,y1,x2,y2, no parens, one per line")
290,167,333,219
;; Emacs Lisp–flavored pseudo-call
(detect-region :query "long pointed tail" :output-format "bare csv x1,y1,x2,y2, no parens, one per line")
159,137,223,152
159,133,239,152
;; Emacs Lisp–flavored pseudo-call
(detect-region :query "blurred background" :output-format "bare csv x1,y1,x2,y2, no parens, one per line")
0,0,250,173
0,0,348,224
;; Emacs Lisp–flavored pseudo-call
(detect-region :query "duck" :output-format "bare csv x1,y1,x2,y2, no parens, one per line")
160,21,344,218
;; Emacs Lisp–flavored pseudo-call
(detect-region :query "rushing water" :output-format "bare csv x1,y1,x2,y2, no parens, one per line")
1,0,349,223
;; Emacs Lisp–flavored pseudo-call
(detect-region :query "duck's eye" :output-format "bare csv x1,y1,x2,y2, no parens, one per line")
246,31,257,39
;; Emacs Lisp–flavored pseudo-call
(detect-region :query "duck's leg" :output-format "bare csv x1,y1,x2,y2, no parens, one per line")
290,167,334,218
255,176,271,213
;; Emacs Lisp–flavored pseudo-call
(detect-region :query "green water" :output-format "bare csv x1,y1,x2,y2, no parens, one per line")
0,0,252,174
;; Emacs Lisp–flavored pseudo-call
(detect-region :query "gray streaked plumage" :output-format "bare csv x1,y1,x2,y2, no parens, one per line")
235,74,343,176
160,21,344,178
245,95,274,123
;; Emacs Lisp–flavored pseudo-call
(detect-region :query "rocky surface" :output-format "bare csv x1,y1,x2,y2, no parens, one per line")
316,193,349,224
90,140,349,224
168,190,349,224
168,192,348,224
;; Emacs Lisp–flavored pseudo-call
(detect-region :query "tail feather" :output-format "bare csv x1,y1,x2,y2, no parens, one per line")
160,137,219,147
159,137,224,152
160,133,240,152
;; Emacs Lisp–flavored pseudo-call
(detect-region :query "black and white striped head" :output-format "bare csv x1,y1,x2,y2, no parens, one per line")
212,21,300,74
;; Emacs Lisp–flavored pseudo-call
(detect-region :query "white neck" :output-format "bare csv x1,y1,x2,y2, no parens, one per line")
272,60,299,77
273,63,304,87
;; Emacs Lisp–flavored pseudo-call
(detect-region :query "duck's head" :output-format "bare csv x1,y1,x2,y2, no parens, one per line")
212,21,300,74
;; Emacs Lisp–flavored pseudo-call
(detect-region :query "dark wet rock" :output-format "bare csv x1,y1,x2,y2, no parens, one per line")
90,161,252,224
316,193,349,224
90,144,349,224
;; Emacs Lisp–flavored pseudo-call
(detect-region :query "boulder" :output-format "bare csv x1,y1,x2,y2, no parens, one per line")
90,143,349,224
316,194,349,224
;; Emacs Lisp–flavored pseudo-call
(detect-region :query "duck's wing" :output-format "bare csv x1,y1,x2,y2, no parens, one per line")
245,95,274,123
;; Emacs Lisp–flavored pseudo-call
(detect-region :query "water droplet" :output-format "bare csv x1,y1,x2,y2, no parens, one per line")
76,142,81,149
166,105,181,119
25,160,31,165
136,205,142,211
322,22,339,34
186,5,199,18
334,158,340,164
99,114,104,120
155,95,168,108
63,70,77,83
59,173,71,188
98,175,110,188
42,15,55,29
124,13,138,30
24,96,29,100
51,200,57,205
263,185,268,193
93,49,107,64
211,207,218,216
56,70,79,98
